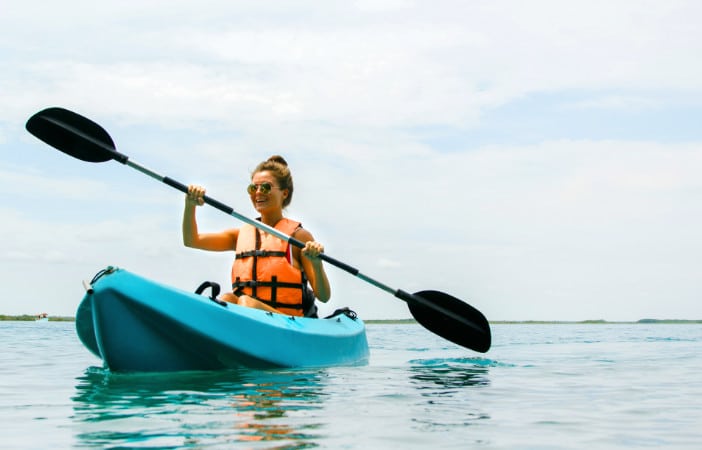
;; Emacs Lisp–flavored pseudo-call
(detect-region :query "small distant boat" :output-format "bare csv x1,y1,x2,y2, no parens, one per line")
35,313,49,322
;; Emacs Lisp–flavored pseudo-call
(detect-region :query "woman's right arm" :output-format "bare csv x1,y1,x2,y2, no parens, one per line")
182,185,238,251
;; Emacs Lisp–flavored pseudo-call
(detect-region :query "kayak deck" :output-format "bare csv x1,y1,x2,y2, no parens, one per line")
76,268,369,371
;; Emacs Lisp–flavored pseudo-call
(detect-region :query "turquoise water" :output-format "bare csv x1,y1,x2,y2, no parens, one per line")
1,322,700,449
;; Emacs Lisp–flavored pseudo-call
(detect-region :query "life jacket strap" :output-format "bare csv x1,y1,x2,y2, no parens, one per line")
236,250,287,259
232,280,305,290
232,276,305,311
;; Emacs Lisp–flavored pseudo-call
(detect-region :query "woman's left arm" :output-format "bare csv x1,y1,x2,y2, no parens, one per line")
295,228,331,303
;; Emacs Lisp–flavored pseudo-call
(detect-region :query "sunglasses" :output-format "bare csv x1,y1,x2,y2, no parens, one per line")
247,182,276,195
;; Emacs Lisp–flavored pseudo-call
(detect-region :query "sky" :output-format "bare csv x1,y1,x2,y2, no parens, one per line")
1,0,700,321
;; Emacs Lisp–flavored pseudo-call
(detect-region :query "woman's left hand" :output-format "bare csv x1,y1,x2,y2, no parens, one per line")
302,241,324,261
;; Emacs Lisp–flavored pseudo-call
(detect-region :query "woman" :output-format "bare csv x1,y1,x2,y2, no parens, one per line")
183,155,330,317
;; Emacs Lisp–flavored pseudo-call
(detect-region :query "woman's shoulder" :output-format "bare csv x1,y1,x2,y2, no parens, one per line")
275,217,303,234
291,225,313,241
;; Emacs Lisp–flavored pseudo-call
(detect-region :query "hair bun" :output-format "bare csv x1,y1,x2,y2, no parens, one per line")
267,155,288,166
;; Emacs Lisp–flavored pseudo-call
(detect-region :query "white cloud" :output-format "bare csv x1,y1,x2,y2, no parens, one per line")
4,1,701,130
567,95,662,111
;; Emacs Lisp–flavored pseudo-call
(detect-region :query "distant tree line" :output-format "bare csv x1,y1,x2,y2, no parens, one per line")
0,315,75,321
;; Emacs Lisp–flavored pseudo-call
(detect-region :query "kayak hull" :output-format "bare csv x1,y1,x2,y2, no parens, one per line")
76,268,369,372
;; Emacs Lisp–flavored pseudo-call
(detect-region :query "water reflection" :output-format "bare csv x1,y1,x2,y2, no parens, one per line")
408,358,492,429
72,366,326,448
409,357,491,392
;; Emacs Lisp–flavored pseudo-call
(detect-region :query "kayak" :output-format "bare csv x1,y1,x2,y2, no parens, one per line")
76,267,369,372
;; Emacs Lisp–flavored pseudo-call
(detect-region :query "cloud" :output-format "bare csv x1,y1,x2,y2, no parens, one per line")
0,166,109,200
4,1,701,132
567,95,662,111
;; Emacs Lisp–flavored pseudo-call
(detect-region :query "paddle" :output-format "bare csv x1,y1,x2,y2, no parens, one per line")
26,107,491,353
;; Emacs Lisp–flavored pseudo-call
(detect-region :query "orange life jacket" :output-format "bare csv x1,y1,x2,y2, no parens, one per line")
231,218,307,316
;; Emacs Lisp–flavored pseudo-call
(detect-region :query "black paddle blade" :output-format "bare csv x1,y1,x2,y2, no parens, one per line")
408,290,491,353
26,107,117,163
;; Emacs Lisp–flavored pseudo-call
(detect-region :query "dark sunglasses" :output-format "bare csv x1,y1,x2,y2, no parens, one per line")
247,182,275,195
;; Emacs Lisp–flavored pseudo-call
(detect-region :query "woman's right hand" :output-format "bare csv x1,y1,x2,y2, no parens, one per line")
186,185,206,206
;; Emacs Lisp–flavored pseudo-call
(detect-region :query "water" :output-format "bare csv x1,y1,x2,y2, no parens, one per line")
1,322,700,449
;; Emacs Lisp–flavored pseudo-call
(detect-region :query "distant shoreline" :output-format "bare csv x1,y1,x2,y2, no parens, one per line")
0,315,75,322
1,315,700,324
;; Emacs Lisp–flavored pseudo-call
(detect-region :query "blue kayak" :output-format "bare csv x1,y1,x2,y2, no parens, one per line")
76,267,369,371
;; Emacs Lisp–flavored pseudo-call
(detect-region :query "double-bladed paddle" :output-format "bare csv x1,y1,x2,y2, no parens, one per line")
26,107,491,353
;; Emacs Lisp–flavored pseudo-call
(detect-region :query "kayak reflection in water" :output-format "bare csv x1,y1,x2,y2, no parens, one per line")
182,155,330,317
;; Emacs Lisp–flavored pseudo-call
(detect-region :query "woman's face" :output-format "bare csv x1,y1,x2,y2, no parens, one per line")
249,170,288,214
